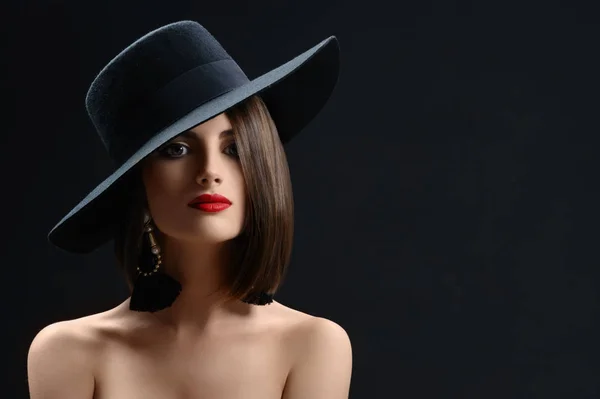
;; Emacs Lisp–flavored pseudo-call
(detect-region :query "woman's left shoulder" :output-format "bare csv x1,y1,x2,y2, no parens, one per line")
269,300,350,344
272,301,353,396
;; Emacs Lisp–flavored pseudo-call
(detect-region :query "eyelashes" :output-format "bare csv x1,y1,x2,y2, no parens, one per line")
223,142,239,157
158,143,189,158
157,142,239,159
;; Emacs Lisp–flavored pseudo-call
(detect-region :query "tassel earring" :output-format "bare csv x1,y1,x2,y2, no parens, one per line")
242,290,274,306
129,214,182,312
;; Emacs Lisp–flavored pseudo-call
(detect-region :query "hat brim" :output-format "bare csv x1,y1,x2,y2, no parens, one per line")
48,36,340,253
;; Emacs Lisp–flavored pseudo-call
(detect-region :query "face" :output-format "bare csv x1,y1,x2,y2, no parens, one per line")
142,113,246,244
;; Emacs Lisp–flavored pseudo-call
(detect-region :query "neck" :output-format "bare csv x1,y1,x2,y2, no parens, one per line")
146,236,252,335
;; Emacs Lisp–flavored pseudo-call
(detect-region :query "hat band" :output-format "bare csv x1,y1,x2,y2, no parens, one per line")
109,58,249,164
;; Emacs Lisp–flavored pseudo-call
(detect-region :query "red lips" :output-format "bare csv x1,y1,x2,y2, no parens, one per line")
188,193,232,213
188,193,232,205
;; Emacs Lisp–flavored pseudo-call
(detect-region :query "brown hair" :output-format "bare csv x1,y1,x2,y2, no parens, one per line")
113,95,294,302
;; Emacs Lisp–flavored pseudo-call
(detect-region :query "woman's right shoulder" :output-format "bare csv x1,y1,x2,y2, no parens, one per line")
27,301,135,398
29,299,135,351
27,316,102,398
27,310,114,374
30,298,150,354
29,316,102,354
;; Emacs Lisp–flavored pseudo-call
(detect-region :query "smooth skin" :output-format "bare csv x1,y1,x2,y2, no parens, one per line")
28,113,352,398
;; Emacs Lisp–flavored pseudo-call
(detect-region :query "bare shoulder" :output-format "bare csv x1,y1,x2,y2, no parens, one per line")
29,301,129,349
27,313,108,398
287,314,352,359
271,301,352,365
267,300,316,328
270,300,350,343
273,302,353,399
27,306,123,365
29,319,96,355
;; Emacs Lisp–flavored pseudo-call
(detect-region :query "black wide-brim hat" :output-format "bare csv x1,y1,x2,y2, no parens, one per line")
47,21,340,254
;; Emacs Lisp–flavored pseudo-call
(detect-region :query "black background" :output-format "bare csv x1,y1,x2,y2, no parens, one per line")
3,1,600,397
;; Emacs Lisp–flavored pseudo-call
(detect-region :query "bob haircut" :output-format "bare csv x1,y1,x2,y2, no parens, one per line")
113,95,294,303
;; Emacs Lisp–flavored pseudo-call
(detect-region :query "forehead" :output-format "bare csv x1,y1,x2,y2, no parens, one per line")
187,113,232,136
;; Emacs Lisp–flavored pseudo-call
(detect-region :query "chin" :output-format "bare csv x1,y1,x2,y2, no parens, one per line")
154,209,244,244
184,219,243,244
191,231,241,244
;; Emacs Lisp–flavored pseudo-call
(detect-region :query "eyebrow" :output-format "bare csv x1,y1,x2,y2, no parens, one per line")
177,128,234,140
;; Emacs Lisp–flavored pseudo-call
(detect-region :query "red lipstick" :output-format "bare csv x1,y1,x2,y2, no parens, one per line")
188,193,232,213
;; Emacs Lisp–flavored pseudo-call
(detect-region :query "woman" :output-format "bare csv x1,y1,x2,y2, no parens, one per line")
27,21,352,398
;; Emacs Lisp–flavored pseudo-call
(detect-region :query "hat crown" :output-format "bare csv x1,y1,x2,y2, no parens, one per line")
85,21,246,160
48,21,340,253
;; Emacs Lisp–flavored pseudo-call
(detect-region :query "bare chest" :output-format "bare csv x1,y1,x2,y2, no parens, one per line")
93,331,290,399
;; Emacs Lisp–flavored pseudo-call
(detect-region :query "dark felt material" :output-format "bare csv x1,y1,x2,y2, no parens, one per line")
47,20,340,254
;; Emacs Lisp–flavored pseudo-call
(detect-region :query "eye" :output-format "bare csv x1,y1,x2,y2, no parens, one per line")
224,142,239,158
158,143,189,158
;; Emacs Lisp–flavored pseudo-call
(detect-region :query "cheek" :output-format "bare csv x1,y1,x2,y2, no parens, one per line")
233,168,247,200
142,162,188,205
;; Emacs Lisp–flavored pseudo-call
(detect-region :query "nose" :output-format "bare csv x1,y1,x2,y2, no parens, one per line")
197,173,222,186
195,148,223,187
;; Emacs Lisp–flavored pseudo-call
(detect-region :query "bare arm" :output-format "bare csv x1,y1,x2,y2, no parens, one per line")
282,317,353,399
27,321,96,399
